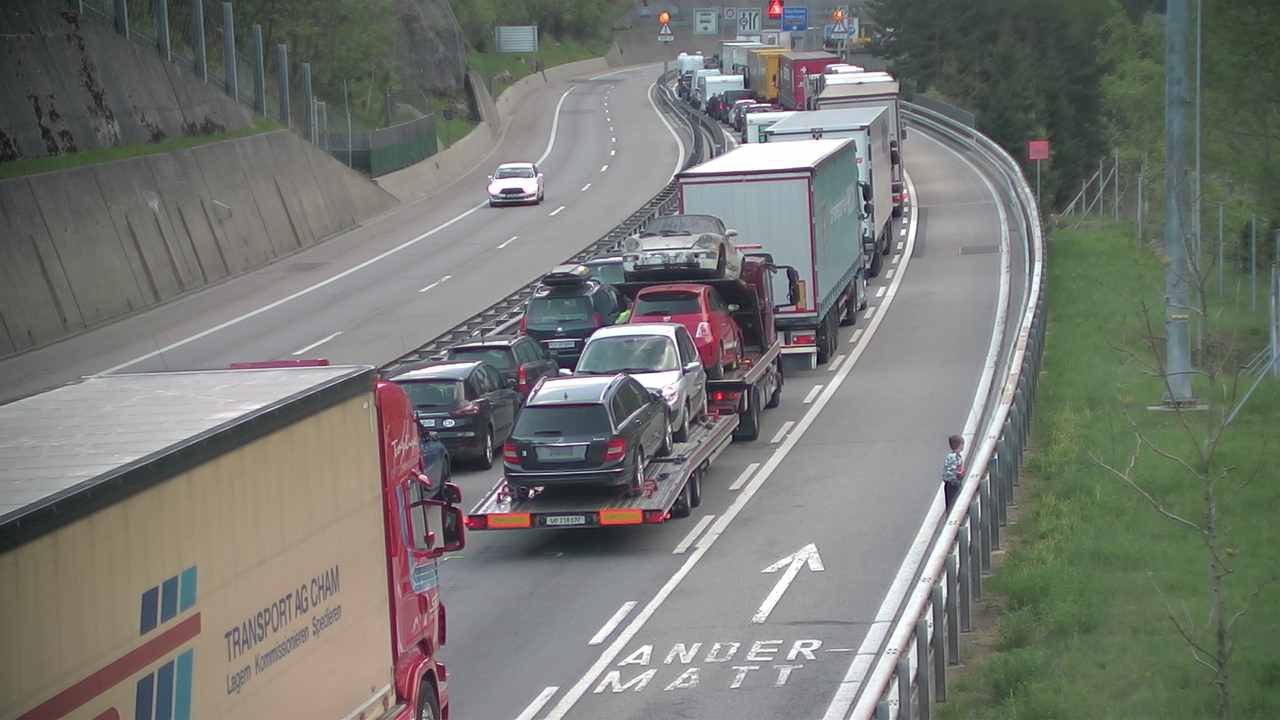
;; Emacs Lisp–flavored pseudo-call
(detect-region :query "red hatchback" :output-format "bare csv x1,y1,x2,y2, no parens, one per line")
628,283,743,379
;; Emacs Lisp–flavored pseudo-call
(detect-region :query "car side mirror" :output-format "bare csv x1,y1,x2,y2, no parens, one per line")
487,175,493,181
726,229,739,239
684,360,703,374
648,389,665,403
558,368,572,377
538,172,544,179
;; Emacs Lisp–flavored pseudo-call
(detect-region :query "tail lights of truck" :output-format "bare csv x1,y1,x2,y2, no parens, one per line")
792,333,816,346
711,390,741,403
599,509,644,526
486,513,532,529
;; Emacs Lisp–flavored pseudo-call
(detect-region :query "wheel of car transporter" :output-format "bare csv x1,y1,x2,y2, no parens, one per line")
671,477,694,518
869,245,884,277
766,360,783,409
417,680,440,720
673,403,690,443
627,448,648,497
475,426,495,469
659,416,674,457
735,385,761,441
816,314,833,365
688,467,703,508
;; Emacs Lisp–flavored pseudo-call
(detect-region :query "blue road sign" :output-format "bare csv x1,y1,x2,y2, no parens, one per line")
781,5,808,31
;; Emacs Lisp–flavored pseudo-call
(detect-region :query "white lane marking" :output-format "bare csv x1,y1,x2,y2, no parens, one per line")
540,172,920,720
549,205,566,217
417,274,452,293
647,81,685,181
769,420,795,444
824,148,1009,717
497,235,519,249
610,149,616,157
848,328,864,345
514,686,559,720
886,268,897,279
100,84,581,375
291,331,342,355
588,602,639,646
672,515,716,555
900,227,907,236
601,164,609,173
891,255,900,265
609,125,614,132
827,354,846,373
802,384,823,404
611,136,617,143
753,544,824,624
875,286,887,298
581,183,592,192
864,306,877,320
897,242,904,251
729,462,760,491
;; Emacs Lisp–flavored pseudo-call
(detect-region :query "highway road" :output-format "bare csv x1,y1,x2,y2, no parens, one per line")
434,130,1016,719
0,62,684,402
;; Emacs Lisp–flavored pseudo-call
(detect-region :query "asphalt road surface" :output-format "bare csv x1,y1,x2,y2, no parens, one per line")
0,63,682,402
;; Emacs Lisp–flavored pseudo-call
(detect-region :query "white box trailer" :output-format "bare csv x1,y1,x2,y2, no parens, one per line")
744,111,796,143
764,106,895,277
704,74,746,108
677,52,706,78
677,140,867,368
808,72,906,217
721,41,766,76
693,68,722,107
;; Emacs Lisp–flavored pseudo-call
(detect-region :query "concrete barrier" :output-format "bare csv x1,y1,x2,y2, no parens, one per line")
376,57,611,203
0,130,395,356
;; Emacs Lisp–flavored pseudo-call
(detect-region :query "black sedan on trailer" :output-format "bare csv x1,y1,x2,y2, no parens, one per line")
390,360,520,469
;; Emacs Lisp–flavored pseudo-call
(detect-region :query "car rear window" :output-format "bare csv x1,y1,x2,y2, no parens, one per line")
514,405,612,436
446,347,516,372
634,291,702,317
400,380,462,408
526,295,594,328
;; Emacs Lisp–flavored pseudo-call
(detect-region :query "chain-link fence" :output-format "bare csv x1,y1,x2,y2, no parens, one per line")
67,0,438,177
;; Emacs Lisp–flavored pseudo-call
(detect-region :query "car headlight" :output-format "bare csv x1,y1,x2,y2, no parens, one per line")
443,418,457,428
622,236,641,252
694,236,719,250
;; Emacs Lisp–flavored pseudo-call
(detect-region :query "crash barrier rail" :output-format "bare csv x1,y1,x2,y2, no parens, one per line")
847,103,1048,719
382,71,712,373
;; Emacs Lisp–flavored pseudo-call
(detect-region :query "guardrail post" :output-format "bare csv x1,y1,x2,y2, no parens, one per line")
956,531,972,632
222,3,237,100
980,476,994,570
968,505,983,601
989,464,1002,547
916,619,932,720
302,63,314,142
112,0,128,37
897,657,913,720
931,585,948,697
277,44,290,128
252,25,266,116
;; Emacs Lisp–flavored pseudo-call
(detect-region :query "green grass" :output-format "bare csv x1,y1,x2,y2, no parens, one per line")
0,119,282,180
437,116,479,149
468,35,609,96
939,220,1280,720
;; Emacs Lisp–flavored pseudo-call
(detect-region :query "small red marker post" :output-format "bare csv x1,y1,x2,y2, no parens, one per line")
1028,139,1050,208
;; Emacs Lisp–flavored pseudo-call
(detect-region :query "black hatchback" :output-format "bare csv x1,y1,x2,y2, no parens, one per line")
443,335,560,401
390,361,520,469
519,264,627,369
502,374,672,498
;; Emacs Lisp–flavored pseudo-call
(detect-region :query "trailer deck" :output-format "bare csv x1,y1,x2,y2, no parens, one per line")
467,413,737,530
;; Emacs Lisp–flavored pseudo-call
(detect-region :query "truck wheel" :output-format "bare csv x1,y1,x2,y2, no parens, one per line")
689,468,703,508
869,246,884,277
816,315,832,365
671,480,693,518
475,426,495,470
734,386,761,441
766,361,783,409
417,680,441,720
673,403,690,443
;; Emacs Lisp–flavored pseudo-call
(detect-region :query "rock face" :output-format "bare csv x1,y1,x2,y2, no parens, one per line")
395,0,468,103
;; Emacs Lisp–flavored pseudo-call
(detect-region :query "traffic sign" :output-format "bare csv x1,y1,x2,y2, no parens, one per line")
781,5,807,31
767,0,784,20
723,6,736,19
658,23,674,42
694,8,719,35
1028,139,1051,161
736,7,761,32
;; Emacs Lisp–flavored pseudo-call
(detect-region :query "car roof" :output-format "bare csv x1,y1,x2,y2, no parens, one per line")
526,375,622,406
390,361,481,381
497,162,535,169
449,335,521,349
587,323,685,341
533,280,603,297
585,256,624,265
636,283,709,296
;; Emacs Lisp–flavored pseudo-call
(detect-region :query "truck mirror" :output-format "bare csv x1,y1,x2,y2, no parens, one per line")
860,183,872,203
443,481,463,505
863,202,873,218
409,499,466,556
441,505,466,552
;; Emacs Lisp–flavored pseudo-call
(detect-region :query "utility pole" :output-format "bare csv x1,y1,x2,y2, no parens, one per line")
1163,0,1195,403
1193,0,1203,260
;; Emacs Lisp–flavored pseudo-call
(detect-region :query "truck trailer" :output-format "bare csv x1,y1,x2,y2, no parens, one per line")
703,74,747,112
692,68,722,108
744,111,796,143
746,47,789,101
0,365,465,720
677,140,867,368
777,51,840,111
808,72,908,217
721,41,767,77
764,106,895,276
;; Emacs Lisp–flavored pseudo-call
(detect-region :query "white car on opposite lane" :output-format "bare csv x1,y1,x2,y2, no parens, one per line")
487,162,544,206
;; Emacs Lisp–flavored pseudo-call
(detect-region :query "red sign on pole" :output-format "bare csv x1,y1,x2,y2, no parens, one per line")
1028,139,1050,161
768,0,784,20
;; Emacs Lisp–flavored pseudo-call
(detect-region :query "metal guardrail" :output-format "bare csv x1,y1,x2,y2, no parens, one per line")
847,104,1048,719
381,71,710,373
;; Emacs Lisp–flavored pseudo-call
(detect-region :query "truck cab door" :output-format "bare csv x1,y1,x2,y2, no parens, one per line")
389,478,465,656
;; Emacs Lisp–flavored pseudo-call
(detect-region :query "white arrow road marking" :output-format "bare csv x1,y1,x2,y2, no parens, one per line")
291,331,342,356
769,420,795,444
673,515,716,555
549,205,566,217
753,544,825,624
497,235,518,249
514,686,559,720
729,462,760,491
417,274,451,293
589,602,638,645
581,183,592,192
802,384,823,404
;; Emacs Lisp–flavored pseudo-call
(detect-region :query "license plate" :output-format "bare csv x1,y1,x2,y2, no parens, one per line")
418,418,436,428
537,445,585,461
545,515,587,527
547,340,576,349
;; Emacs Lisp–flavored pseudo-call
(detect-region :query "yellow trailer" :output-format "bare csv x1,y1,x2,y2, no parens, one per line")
0,365,463,720
748,47,790,101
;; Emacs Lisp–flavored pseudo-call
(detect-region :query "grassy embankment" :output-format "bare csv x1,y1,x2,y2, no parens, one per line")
0,119,281,180
939,221,1279,719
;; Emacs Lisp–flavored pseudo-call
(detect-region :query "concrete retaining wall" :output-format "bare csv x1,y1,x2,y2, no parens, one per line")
0,130,396,355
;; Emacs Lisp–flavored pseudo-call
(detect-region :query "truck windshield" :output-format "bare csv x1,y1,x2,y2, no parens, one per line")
400,380,462,408
634,291,703,317
526,295,595,329
643,215,725,236
446,347,515,372
577,336,679,374
514,405,613,437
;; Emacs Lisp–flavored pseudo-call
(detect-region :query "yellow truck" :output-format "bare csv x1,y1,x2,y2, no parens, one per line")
747,47,790,102
0,364,465,720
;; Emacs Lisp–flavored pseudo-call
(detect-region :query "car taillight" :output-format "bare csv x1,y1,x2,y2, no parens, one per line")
519,315,528,334
517,365,529,394
696,321,714,341
711,390,741,403
593,312,605,328
456,402,482,416
503,442,520,464
604,437,628,462
793,334,816,346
